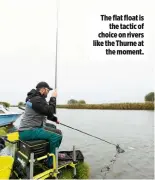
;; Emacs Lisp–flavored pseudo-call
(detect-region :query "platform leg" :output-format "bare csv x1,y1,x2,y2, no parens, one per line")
73,145,77,177
12,143,16,158
55,147,59,178
29,153,34,179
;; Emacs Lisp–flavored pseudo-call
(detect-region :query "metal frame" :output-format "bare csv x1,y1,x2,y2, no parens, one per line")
73,145,77,177
26,146,77,179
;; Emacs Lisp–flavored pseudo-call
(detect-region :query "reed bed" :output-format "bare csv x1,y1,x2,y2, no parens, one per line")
57,102,154,110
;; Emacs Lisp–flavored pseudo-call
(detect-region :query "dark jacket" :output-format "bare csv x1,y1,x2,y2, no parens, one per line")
19,89,57,130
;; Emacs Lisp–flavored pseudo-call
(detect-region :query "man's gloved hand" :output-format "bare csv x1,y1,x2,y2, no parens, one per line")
47,115,60,124
53,116,60,124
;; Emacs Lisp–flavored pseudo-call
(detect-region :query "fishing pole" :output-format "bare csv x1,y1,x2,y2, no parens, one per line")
55,0,59,89
53,1,122,153
54,0,59,114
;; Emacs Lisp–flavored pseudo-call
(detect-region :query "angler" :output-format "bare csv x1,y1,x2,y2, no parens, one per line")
18,81,63,167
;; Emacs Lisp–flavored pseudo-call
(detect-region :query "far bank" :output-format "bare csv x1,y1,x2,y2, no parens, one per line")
56,102,154,110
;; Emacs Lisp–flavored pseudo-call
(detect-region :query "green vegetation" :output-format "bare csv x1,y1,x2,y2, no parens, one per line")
65,97,154,110
58,162,90,179
76,162,90,179
68,99,78,104
67,99,86,105
18,102,25,107
78,100,86,104
145,92,154,102
0,101,10,108
0,127,8,136
57,102,154,110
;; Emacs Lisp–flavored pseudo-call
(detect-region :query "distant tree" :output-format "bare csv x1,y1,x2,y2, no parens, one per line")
67,99,78,105
145,92,154,102
78,100,86,104
0,102,10,108
18,102,25,107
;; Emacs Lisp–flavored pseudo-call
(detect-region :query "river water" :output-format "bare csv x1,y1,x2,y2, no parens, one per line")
12,108,154,179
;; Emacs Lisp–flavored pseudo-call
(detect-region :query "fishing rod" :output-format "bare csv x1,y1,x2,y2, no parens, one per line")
55,0,59,90
19,0,125,155
53,1,122,153
54,0,59,114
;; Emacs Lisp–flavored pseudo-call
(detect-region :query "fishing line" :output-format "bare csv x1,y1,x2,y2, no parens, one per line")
59,122,126,179
127,162,149,178
101,151,119,179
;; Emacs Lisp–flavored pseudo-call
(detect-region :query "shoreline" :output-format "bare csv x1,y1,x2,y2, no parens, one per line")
10,102,154,110
56,102,154,110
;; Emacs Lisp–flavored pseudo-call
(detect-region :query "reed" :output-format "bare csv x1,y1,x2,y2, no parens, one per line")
57,102,154,110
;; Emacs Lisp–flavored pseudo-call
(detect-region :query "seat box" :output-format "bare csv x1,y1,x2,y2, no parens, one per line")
18,140,49,159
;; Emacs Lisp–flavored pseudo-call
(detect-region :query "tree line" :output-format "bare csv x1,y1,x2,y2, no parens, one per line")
145,92,154,102
68,92,154,104
67,99,86,105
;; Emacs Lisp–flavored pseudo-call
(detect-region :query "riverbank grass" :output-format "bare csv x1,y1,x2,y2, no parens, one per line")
57,102,154,110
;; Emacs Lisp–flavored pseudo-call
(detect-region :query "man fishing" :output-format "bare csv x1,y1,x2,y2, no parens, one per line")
18,81,63,166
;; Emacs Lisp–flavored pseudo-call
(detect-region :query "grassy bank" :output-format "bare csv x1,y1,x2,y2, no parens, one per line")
11,102,154,110
57,102,154,110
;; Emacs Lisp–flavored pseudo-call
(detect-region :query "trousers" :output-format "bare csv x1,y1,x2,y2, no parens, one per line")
19,127,62,155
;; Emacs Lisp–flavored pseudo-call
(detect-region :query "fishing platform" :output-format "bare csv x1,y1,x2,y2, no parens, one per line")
0,130,84,179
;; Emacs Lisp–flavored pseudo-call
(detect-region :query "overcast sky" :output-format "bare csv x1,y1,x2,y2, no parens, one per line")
0,0,154,105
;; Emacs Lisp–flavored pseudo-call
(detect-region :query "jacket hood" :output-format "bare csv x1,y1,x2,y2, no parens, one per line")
26,89,38,102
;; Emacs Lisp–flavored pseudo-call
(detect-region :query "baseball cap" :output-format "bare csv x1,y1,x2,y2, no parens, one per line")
36,81,53,90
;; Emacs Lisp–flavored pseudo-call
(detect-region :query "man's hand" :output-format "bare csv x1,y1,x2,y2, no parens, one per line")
56,120,60,124
52,89,57,98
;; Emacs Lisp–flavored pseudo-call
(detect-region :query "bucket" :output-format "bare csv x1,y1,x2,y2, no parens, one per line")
0,156,14,179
